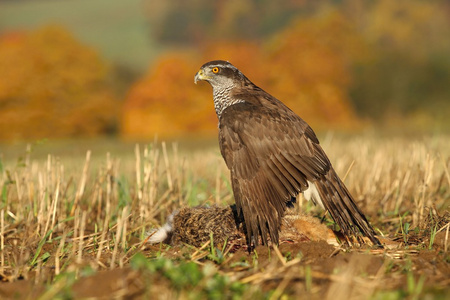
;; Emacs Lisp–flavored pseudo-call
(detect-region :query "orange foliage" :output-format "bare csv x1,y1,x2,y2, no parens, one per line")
266,10,366,127
0,25,118,140
122,53,217,139
123,11,363,138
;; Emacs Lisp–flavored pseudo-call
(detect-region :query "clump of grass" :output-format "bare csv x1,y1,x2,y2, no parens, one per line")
130,253,259,299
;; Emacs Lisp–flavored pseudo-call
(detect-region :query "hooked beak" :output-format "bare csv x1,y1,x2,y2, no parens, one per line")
194,69,209,84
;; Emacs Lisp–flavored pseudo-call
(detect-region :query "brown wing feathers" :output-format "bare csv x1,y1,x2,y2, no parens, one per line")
220,105,319,246
233,173,285,245
220,103,380,247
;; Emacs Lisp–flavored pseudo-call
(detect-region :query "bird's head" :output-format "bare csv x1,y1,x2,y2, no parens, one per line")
194,60,245,90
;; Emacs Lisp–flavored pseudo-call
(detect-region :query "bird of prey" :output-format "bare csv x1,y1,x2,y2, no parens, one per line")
194,60,381,248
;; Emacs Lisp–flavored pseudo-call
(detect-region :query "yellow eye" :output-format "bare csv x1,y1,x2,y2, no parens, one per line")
212,67,220,74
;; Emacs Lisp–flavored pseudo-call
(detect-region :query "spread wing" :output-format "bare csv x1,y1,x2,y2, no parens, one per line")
219,101,331,245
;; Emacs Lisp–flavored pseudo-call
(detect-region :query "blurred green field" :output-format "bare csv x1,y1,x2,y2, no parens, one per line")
0,0,158,71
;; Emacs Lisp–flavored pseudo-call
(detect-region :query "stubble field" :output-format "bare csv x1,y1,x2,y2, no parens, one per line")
0,133,449,299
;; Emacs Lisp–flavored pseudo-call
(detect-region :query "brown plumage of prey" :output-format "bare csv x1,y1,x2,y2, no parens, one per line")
194,60,381,248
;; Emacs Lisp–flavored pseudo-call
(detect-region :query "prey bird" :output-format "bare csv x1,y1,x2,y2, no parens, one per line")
194,60,381,248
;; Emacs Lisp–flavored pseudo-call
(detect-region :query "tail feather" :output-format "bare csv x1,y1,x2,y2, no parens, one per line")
313,168,381,246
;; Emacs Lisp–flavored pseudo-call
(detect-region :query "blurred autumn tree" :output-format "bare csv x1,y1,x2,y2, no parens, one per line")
265,10,365,128
0,25,118,140
122,10,362,138
347,0,450,125
122,53,218,139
